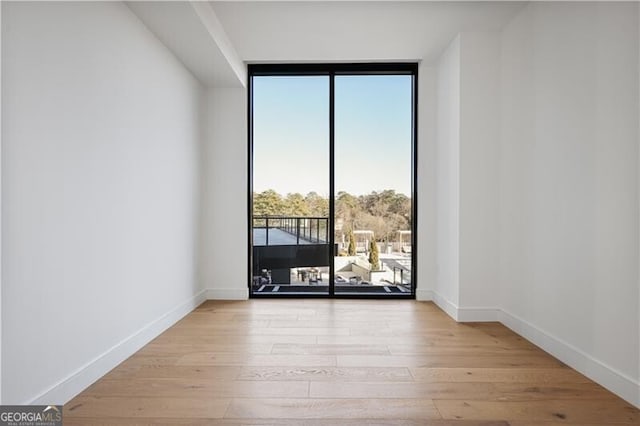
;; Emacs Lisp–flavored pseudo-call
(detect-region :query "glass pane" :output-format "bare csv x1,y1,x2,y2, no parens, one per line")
334,75,413,296
251,76,330,295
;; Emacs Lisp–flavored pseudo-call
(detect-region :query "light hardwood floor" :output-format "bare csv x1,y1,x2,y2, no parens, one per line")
64,300,639,425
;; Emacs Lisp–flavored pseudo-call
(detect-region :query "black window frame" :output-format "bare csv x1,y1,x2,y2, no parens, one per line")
247,62,418,299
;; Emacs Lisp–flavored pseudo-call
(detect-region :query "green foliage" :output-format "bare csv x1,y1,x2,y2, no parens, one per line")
253,189,412,245
347,231,356,256
369,237,380,271
284,193,310,216
304,192,329,217
337,190,410,242
253,190,285,216
253,190,323,217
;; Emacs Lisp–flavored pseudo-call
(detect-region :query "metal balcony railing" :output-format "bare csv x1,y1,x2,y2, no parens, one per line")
253,216,329,246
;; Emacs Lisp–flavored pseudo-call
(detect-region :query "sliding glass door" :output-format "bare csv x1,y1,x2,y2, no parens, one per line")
334,75,414,295
249,64,417,298
251,76,330,296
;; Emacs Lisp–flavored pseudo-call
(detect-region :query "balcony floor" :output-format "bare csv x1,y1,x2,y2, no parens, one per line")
252,283,412,295
253,228,323,246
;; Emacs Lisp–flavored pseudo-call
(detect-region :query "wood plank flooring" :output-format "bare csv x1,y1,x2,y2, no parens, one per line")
64,300,639,425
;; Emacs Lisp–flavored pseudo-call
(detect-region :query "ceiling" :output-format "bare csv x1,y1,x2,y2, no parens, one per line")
129,1,527,87
127,1,243,87
210,1,527,64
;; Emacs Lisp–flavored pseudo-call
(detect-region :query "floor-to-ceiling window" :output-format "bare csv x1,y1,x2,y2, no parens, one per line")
249,64,417,298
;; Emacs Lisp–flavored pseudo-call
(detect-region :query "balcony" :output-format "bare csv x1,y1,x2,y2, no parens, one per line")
253,216,328,246
252,215,412,295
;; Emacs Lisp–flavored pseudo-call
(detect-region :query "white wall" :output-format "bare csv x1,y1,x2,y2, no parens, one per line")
205,74,431,300
435,35,461,313
434,32,501,316
2,2,204,404
458,32,500,312
0,1,3,404
431,1,639,406
415,63,437,300
500,2,639,406
200,87,248,300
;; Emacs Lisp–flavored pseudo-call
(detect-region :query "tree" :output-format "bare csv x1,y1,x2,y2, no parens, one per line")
369,236,380,271
347,230,356,256
253,190,285,216
252,188,412,248
356,212,391,244
284,193,310,216
336,191,359,233
305,191,329,217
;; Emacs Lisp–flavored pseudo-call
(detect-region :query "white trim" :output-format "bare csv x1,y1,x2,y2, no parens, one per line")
427,298,640,407
189,1,246,87
457,306,500,322
415,288,434,301
422,289,501,322
29,289,207,405
499,308,640,408
206,287,249,300
431,291,459,321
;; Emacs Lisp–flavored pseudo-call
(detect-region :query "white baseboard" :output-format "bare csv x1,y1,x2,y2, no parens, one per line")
29,286,638,409
457,306,501,322
206,287,249,300
431,291,459,321
415,289,434,301
427,294,639,408
428,291,502,322
500,309,640,408
30,289,207,405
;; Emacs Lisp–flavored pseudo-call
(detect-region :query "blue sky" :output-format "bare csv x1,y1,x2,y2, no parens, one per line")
253,74,412,196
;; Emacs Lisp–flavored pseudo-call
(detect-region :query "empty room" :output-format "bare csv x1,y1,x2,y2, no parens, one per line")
1,0,639,424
